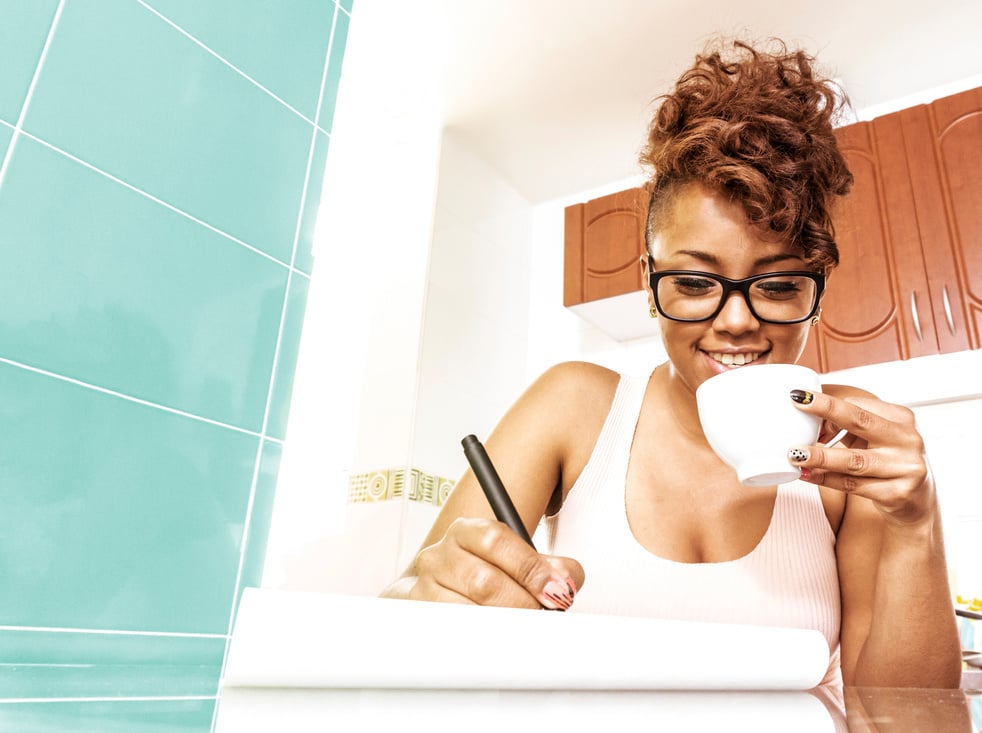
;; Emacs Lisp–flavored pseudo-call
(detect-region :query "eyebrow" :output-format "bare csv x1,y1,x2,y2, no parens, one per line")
670,250,804,267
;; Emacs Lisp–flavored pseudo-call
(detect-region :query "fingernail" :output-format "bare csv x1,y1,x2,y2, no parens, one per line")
540,579,573,611
788,447,810,464
790,389,814,404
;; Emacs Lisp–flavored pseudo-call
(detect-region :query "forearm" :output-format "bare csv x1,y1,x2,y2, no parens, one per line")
852,514,962,687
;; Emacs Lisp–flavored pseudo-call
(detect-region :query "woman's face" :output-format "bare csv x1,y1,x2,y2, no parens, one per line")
647,183,815,396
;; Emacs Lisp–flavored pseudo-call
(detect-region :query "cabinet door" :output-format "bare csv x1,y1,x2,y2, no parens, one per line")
564,188,646,306
916,88,982,352
806,116,934,372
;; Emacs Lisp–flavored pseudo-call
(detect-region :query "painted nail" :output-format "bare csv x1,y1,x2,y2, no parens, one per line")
540,579,573,611
566,578,577,599
788,447,810,464
790,389,815,404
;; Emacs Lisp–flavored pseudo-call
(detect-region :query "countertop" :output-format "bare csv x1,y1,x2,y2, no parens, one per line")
213,685,981,733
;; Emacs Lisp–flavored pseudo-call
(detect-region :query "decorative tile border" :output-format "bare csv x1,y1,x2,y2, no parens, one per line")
347,467,455,507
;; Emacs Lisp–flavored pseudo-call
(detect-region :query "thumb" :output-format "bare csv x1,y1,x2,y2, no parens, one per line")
535,554,585,610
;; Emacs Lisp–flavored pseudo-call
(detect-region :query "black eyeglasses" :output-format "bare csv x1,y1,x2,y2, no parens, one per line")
649,269,825,324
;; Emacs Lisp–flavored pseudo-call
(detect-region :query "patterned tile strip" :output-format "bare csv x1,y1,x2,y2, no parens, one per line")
347,467,455,507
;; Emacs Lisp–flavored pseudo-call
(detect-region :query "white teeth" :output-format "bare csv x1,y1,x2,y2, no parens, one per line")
709,352,760,366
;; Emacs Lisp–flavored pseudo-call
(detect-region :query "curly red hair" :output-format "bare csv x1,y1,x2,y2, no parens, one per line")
640,39,853,273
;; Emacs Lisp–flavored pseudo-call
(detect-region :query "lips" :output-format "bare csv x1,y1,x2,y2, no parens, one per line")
706,351,763,366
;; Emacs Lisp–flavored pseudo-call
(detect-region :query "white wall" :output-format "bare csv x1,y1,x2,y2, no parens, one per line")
412,132,534,481
261,0,445,593
398,131,537,571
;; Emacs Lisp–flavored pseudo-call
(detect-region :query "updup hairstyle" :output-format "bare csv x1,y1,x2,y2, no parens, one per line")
640,38,854,274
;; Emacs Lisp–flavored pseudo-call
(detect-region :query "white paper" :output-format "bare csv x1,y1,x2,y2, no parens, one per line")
221,588,830,691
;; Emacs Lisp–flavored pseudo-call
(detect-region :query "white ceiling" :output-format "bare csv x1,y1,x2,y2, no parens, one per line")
387,0,982,203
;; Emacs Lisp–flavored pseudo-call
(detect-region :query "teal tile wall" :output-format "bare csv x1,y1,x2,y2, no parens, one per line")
0,1,352,729
0,124,11,160
0,1,60,123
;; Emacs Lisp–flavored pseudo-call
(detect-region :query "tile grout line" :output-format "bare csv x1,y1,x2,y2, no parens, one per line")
135,0,334,138
17,128,306,275
0,355,280,443
211,4,341,728
0,0,64,193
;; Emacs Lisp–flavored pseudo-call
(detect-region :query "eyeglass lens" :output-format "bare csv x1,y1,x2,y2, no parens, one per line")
656,273,818,323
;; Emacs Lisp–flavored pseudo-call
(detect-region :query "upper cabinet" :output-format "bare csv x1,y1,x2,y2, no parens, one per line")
799,86,982,372
563,187,646,306
564,87,982,372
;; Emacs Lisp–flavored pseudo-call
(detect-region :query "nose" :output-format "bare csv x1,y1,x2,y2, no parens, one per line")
711,290,760,335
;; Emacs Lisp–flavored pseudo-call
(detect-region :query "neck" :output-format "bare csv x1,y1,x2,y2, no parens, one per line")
657,363,711,447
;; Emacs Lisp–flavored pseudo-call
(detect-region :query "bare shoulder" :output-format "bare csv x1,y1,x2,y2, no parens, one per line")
531,360,620,408
507,361,621,496
485,361,619,446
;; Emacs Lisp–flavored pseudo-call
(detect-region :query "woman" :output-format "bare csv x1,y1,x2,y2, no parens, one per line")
382,39,962,688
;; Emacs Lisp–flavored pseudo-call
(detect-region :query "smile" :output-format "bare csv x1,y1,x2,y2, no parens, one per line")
707,351,762,366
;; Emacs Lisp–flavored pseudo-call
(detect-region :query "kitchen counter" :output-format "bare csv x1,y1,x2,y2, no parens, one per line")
0,683,976,732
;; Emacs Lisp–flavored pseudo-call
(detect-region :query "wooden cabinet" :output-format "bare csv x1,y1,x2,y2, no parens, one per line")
799,86,982,373
564,87,981,372
563,187,646,307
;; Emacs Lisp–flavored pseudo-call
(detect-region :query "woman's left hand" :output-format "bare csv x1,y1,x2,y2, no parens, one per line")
787,385,937,526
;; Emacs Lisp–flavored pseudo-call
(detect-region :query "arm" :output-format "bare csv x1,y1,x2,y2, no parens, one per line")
790,387,962,687
380,361,617,608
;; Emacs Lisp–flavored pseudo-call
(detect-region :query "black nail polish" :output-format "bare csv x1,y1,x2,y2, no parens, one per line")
790,389,814,405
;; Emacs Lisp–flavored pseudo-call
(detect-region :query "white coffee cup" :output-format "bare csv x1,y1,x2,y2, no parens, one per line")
696,363,843,487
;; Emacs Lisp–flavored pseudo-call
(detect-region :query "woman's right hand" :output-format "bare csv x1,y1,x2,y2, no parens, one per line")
406,517,585,610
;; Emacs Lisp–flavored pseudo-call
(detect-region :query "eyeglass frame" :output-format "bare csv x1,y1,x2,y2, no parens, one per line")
647,266,826,324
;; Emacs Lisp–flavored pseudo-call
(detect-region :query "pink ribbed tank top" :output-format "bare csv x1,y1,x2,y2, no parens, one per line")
545,372,842,685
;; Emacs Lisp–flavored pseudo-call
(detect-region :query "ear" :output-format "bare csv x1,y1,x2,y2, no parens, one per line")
639,254,656,312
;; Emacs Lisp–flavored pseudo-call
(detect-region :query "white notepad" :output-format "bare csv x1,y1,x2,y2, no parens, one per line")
221,587,830,691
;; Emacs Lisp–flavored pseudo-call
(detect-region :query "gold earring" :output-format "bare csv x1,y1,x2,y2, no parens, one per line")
649,305,658,319
810,314,820,327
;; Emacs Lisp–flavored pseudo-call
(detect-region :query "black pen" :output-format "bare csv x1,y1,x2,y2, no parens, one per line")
461,434,536,548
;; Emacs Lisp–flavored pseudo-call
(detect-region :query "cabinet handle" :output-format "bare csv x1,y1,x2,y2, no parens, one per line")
910,291,923,342
941,285,956,335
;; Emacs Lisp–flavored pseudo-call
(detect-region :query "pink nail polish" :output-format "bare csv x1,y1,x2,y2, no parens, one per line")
540,579,573,611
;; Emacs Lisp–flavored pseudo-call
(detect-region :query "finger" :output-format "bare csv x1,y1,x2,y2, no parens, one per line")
793,467,924,518
451,518,580,610
408,574,478,605
788,444,926,497
790,390,908,444
790,442,922,480
544,555,586,599
459,519,580,610
415,523,541,609
820,386,917,425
